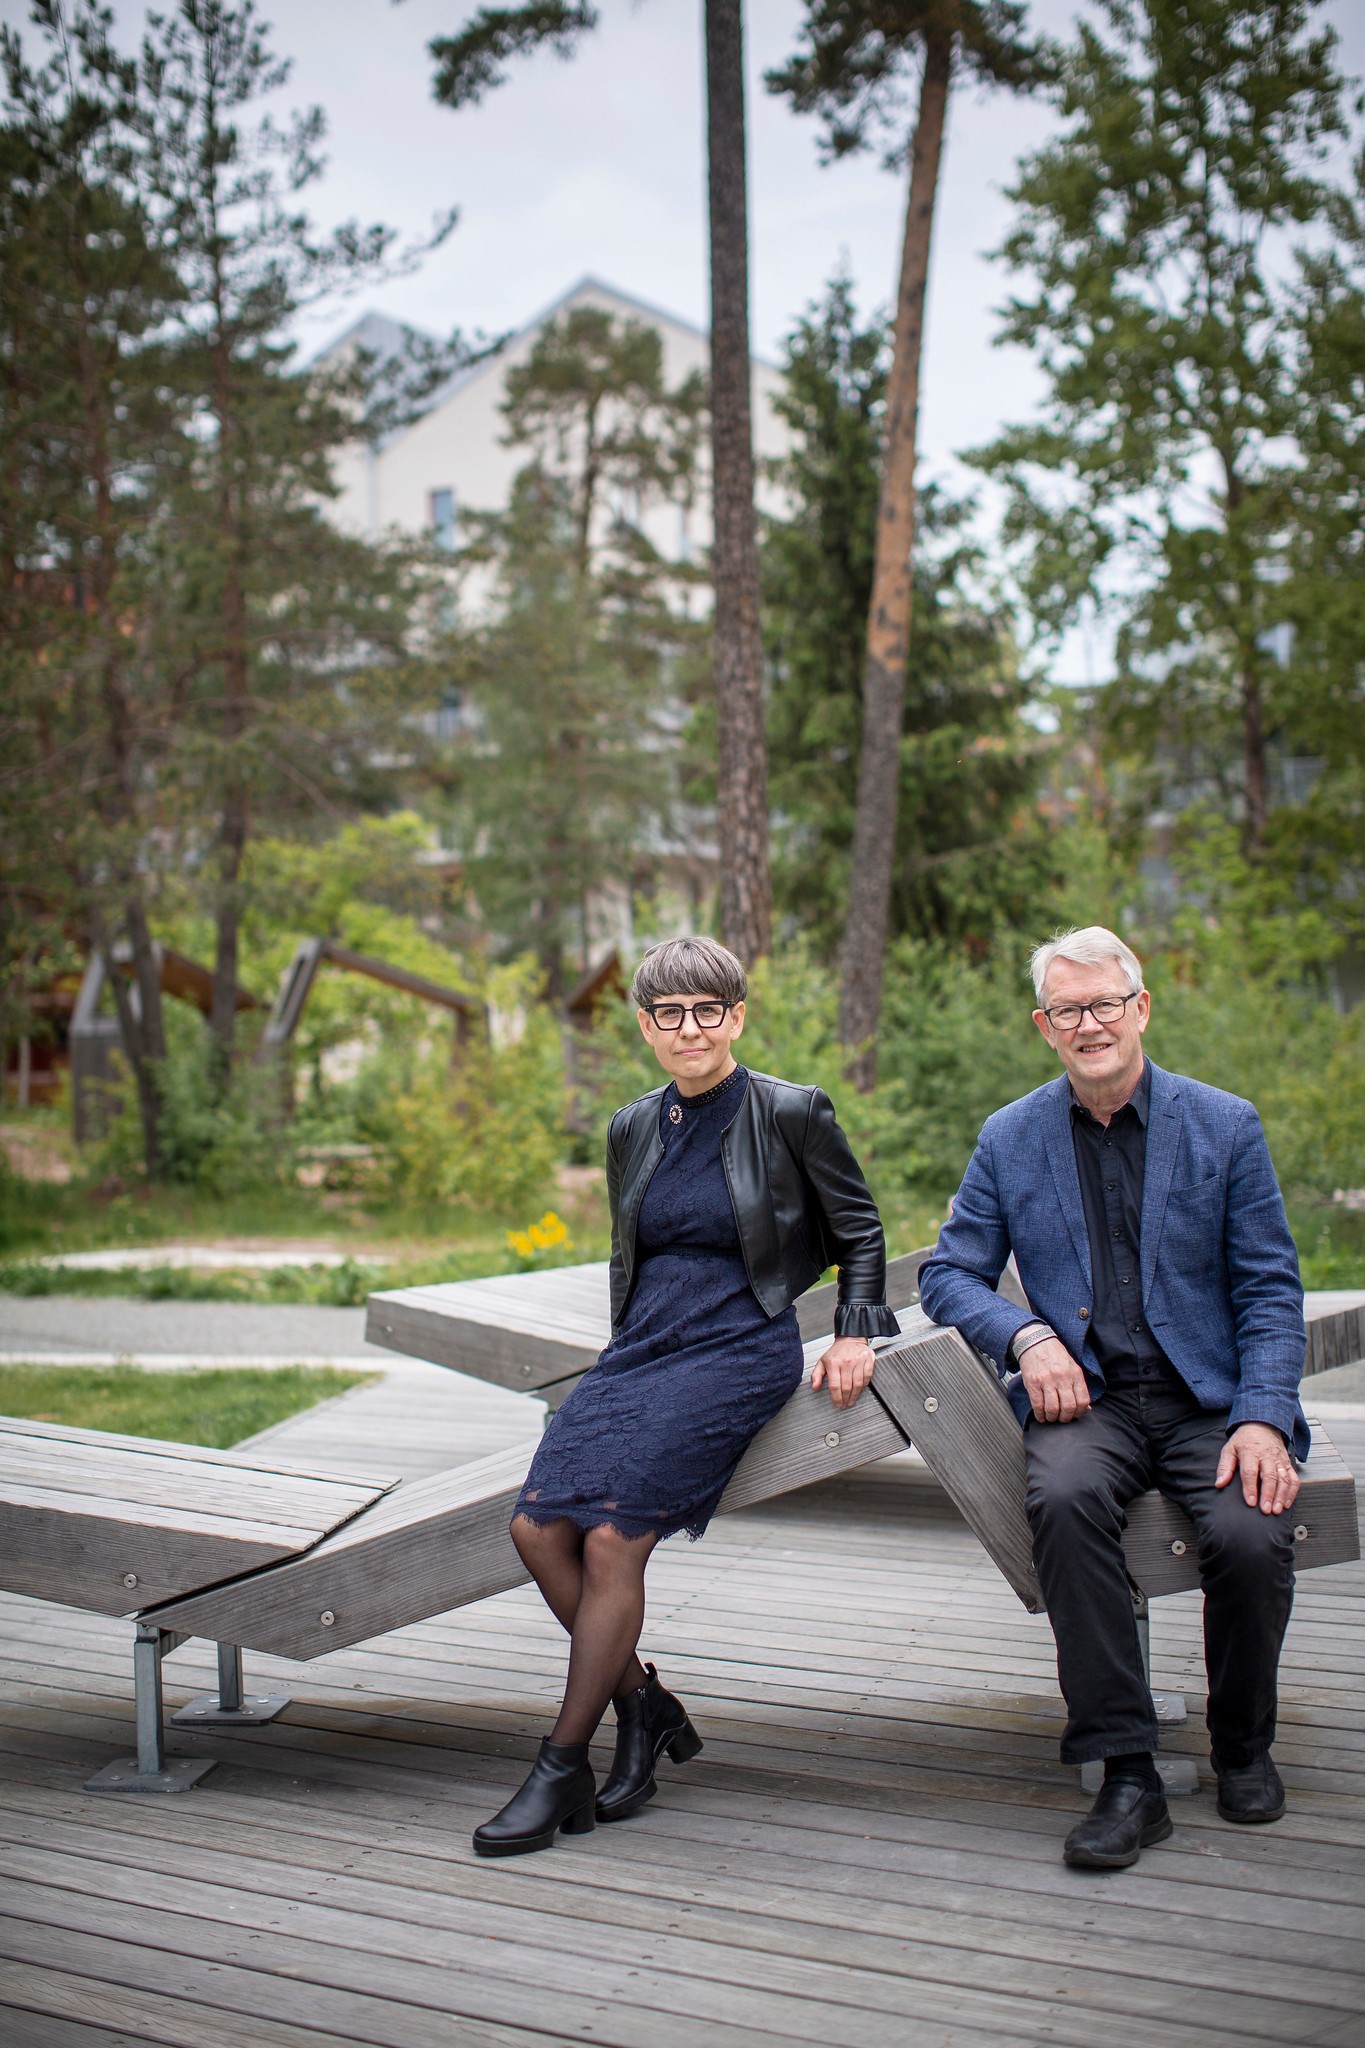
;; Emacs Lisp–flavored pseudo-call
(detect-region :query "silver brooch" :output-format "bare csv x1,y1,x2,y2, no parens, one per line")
668,1103,683,1125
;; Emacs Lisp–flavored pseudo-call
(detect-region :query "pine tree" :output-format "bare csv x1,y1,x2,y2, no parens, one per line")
764,275,1051,957
133,0,462,1079
0,1,182,1170
974,0,1356,881
424,0,772,961
445,310,706,992
768,0,1044,1085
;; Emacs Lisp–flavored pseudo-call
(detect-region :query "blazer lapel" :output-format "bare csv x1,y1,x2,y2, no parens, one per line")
1041,1076,1091,1286
1141,1060,1182,1297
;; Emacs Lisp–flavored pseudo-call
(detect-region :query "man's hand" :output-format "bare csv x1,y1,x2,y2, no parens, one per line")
1216,1423,1299,1514
813,1337,875,1410
1020,1337,1091,1424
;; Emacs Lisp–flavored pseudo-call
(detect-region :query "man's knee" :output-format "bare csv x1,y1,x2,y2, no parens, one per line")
1199,1491,1296,1584
1025,1439,1125,1542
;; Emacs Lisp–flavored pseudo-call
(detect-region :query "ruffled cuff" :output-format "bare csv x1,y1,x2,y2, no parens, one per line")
834,1300,902,1341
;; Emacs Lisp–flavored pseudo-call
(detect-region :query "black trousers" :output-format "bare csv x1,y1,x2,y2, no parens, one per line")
1023,1376,1296,1766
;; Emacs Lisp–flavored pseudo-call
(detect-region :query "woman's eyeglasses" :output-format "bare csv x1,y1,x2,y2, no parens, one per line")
647,1001,730,1031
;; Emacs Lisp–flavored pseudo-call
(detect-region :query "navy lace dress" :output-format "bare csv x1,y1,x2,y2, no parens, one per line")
515,1067,804,1542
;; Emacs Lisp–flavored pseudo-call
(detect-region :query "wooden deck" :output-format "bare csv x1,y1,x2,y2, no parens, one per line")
1,1356,1363,2048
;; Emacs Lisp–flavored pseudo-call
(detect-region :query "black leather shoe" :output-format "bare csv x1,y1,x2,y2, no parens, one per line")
1063,1778,1173,1870
597,1663,703,1822
473,1739,596,1857
1216,1752,1285,1824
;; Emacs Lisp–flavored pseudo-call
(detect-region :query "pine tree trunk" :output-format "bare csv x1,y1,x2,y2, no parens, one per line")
75,294,168,1172
838,30,952,1089
705,0,771,965
210,312,249,1082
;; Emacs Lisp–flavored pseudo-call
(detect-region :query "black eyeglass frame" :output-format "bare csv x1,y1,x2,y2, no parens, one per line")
645,1000,732,1032
1040,990,1141,1031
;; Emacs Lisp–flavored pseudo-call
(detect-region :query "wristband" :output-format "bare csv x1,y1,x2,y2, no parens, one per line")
1010,1321,1056,1366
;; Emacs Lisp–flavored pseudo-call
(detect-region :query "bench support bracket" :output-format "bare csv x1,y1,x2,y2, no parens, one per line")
173,1641,290,1728
1080,1592,1198,1797
86,1626,217,1794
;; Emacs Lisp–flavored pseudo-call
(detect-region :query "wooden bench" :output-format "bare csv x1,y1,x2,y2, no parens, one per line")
0,1417,396,1791
365,1258,1362,1792
2,1270,1359,1797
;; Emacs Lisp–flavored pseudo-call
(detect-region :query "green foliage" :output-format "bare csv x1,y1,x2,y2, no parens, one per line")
766,0,1044,165
1142,952,1365,1202
764,273,1057,955
0,1362,374,1448
974,0,1363,913
361,964,567,1217
429,4,597,110
94,1003,292,1199
0,1254,379,1305
1288,1204,1365,1290
443,309,707,992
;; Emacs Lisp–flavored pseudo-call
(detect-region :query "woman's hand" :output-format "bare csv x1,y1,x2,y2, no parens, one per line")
812,1337,875,1410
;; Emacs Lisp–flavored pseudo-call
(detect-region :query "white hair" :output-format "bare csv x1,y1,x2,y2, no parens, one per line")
1030,926,1145,1005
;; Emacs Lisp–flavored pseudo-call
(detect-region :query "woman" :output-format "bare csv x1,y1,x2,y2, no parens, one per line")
473,936,899,1857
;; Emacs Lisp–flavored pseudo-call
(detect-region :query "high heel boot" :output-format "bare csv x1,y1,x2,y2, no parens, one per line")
596,1663,703,1822
473,1738,596,1857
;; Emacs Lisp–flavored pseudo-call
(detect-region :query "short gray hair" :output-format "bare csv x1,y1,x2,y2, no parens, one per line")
630,936,747,1010
1030,926,1144,1005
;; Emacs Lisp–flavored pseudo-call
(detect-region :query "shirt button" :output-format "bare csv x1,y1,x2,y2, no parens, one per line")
1131,1323,1142,1333
1120,1275,1132,1285
1106,1181,1116,1190
1112,1228,1122,1238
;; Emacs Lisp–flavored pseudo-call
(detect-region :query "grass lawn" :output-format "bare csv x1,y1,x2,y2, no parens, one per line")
0,1363,376,1448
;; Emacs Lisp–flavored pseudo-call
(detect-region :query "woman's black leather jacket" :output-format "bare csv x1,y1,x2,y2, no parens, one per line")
605,1068,900,1341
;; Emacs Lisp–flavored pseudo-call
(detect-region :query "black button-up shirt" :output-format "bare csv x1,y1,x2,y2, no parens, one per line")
1069,1060,1175,1386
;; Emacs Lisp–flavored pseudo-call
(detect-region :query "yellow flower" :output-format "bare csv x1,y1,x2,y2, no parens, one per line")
506,1210,572,1262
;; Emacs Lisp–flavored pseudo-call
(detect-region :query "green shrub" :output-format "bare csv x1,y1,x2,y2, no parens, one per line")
94,1003,294,1197
1143,957,1365,1198
363,963,567,1218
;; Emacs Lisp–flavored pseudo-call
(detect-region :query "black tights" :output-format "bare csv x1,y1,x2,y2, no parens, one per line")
510,1513,658,1745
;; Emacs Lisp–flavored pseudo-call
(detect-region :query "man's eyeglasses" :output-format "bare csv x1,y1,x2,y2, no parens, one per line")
647,1001,730,1031
1042,991,1140,1031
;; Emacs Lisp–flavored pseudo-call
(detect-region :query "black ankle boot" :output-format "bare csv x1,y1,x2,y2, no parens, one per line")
597,1663,703,1822
473,1739,596,1857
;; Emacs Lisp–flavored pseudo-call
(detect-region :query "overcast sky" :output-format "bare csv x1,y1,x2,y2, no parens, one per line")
6,0,1363,679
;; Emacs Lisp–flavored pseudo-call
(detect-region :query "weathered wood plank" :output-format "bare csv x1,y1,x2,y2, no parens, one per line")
144,1443,540,1656
1305,1292,1365,1378
1124,1422,1361,1596
870,1326,1361,1610
0,1486,334,1615
718,1365,907,1513
0,1415,389,1486
869,1320,1044,1611
364,1247,943,1399
143,1363,907,1658
0,1419,395,1617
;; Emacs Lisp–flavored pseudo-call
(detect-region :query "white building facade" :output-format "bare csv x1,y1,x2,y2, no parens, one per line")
318,276,791,564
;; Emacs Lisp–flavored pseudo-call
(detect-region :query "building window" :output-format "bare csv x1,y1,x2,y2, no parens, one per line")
428,487,457,549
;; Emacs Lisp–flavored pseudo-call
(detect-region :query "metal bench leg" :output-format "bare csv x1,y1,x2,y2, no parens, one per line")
86,1626,217,1793
173,1640,290,1728
1080,1592,1199,1797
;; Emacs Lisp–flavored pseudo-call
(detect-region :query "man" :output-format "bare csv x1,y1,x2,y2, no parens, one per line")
918,926,1306,1870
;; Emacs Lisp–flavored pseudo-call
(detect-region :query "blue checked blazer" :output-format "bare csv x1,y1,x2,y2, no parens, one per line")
917,1059,1309,1458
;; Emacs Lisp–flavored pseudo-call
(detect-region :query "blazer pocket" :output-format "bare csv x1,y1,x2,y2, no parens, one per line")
1167,1172,1221,1200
